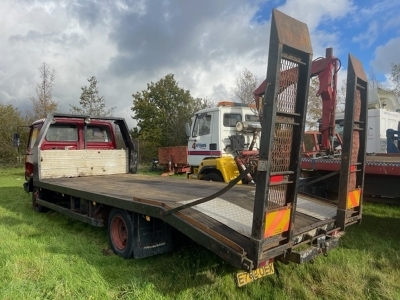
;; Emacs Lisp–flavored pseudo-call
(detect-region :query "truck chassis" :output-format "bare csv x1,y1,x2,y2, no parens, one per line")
35,173,340,269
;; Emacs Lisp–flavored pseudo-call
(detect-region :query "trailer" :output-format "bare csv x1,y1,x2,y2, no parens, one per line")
302,86,400,203
158,146,189,174
20,9,366,287
301,154,400,202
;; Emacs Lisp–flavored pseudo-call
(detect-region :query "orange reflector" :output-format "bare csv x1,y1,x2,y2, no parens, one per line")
350,165,357,172
347,189,361,209
264,207,291,238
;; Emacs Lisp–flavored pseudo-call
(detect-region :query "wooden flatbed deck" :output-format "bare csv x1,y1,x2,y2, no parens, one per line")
40,174,338,254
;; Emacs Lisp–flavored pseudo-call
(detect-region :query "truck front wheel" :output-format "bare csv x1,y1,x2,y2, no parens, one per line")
108,208,135,259
203,173,224,182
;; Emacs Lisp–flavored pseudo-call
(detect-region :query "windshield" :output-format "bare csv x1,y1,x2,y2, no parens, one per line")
192,113,212,137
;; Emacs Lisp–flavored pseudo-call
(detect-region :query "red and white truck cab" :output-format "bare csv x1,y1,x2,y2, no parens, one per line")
23,115,123,193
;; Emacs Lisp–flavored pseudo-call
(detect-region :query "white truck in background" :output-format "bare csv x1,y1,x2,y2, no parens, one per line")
336,87,400,153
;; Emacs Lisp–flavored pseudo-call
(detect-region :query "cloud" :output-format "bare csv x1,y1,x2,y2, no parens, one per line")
107,1,265,76
371,37,400,73
1,0,273,128
276,0,354,31
352,21,378,48
1,0,399,131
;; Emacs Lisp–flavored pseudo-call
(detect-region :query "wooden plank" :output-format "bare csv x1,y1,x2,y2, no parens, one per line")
40,149,128,179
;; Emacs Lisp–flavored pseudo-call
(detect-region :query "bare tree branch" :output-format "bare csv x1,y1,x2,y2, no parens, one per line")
30,63,58,119
231,69,258,104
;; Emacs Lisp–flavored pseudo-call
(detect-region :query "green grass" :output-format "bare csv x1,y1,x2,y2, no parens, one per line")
1,168,399,299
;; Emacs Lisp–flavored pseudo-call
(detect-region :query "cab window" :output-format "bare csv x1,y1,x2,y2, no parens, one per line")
46,124,78,141
223,113,242,127
28,126,41,149
192,113,212,137
245,114,259,122
86,126,111,142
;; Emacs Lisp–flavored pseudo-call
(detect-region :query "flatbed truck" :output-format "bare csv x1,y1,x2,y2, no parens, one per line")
19,10,367,287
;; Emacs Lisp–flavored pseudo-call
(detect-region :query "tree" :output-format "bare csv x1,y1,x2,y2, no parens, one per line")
389,63,400,98
231,68,258,104
30,63,58,119
305,77,322,130
131,74,211,161
368,71,383,90
336,79,347,114
0,103,30,165
305,77,346,130
70,76,115,117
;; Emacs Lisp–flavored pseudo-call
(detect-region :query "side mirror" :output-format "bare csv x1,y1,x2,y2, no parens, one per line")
12,133,20,148
185,123,191,138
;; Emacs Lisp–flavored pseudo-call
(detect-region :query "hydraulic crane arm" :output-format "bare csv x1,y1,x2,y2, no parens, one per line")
254,48,340,151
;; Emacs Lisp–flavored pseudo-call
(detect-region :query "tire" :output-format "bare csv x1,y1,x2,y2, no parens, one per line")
108,208,135,259
203,173,224,182
32,187,49,213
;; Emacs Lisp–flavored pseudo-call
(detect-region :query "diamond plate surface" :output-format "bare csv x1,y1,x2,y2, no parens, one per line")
180,198,253,237
296,196,337,220
180,195,337,237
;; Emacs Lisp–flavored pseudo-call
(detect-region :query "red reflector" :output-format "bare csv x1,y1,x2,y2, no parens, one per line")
258,260,267,268
258,258,274,269
270,175,284,183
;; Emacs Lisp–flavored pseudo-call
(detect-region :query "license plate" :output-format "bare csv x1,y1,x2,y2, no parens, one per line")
235,262,274,287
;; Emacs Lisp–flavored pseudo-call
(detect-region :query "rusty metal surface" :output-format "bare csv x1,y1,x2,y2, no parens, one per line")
272,9,313,55
163,203,246,255
251,8,314,267
271,123,294,173
336,53,368,228
348,54,367,82
158,146,188,166
267,184,287,208
367,155,400,162
277,59,299,113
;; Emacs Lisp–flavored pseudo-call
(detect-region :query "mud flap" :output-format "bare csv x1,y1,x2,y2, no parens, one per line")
132,213,174,258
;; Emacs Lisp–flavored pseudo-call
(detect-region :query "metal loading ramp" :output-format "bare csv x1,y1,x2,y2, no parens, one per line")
180,194,337,238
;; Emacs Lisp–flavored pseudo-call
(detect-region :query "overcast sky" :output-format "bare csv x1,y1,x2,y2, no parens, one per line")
1,0,400,128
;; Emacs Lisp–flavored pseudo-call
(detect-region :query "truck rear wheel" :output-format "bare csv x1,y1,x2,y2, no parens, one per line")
32,187,49,213
108,208,134,258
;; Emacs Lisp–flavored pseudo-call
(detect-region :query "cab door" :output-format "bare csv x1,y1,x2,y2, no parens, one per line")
188,112,217,166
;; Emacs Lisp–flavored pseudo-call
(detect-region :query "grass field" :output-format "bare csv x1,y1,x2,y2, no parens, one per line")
0,167,399,300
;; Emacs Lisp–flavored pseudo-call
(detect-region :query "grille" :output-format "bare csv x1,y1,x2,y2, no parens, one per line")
267,185,288,209
267,58,299,208
277,59,299,113
270,122,294,173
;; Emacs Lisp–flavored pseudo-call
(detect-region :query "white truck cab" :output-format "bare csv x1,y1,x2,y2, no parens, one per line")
187,101,260,182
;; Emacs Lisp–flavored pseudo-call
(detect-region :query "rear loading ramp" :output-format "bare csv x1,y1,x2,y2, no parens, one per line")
250,9,314,269
37,174,339,270
336,54,368,229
